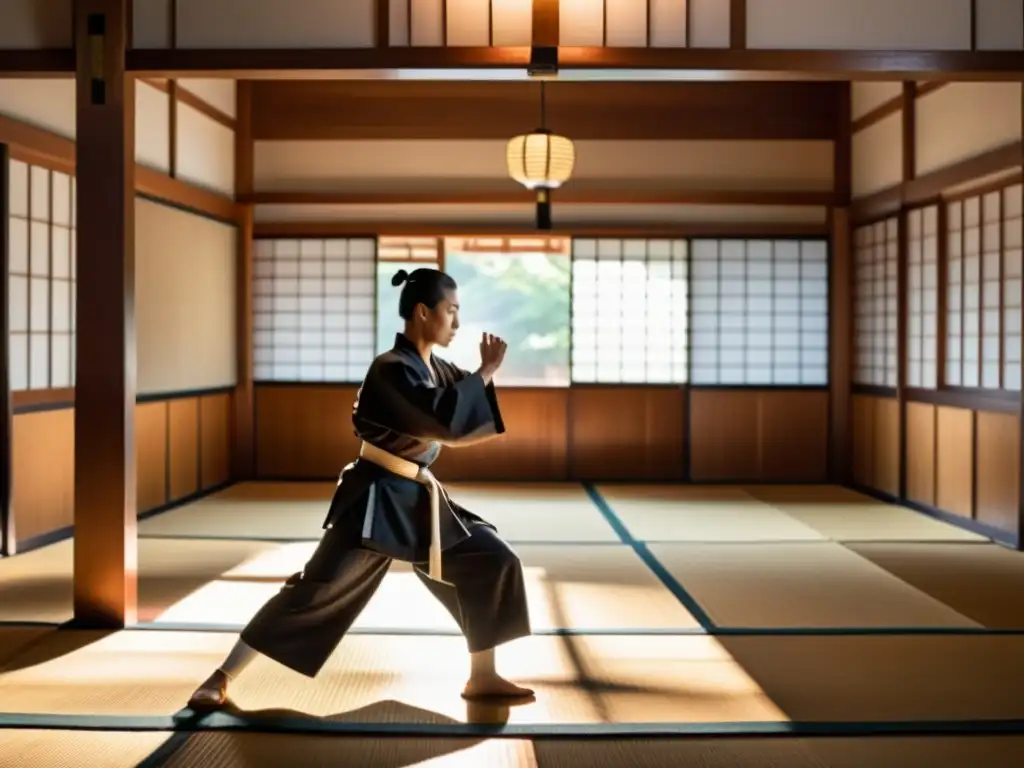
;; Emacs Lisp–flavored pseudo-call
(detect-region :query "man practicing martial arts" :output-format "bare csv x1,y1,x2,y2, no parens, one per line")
187,267,534,709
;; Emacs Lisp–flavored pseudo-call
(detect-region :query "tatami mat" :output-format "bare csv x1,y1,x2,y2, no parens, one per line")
2,630,1024,729
140,482,619,543
0,630,787,725
3,733,1024,768
0,626,53,669
0,538,287,625
138,483,337,540
718,634,1024,722
848,542,1024,629
594,484,826,542
745,485,988,542
647,541,981,628
146,543,701,632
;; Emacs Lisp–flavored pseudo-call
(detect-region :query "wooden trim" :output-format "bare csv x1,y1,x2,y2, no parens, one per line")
1018,81,1023,550
0,143,12,556
123,48,1024,79
905,141,1022,203
852,141,1024,224
828,206,852,482
12,388,76,412
235,82,254,197
944,170,1024,204
916,81,950,98
970,0,977,51
902,82,915,182
253,221,831,238
896,210,909,499
136,166,238,223
852,384,897,398
729,0,746,49
532,0,559,47
0,112,239,222
906,387,1020,414
243,190,839,207
376,0,390,48
834,82,852,205
0,50,75,74
234,80,255,480
174,83,236,129
851,94,903,134
168,80,178,177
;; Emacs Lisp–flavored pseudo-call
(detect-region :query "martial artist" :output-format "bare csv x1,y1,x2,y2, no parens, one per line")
187,267,534,709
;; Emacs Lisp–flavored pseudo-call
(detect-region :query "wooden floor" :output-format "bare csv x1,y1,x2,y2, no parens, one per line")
1,482,1024,767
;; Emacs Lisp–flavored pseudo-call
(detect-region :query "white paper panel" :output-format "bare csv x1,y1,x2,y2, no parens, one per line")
851,82,902,121
851,111,903,198
975,0,1024,50
0,79,76,139
178,80,237,119
491,0,532,46
135,82,171,174
747,0,971,50
390,0,411,46
560,0,605,46
606,0,649,47
176,104,236,197
0,0,72,48
175,0,375,48
132,0,172,48
689,0,730,48
446,0,490,46
411,0,445,46
649,0,689,47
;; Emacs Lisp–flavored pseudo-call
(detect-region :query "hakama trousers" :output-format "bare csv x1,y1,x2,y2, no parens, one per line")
239,520,532,678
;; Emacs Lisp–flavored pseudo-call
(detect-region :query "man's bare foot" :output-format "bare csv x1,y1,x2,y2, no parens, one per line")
462,674,535,700
187,670,229,711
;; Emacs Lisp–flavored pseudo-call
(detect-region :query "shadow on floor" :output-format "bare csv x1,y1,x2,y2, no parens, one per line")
138,699,527,767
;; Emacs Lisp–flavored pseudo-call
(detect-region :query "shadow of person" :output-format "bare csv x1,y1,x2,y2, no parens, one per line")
143,698,535,768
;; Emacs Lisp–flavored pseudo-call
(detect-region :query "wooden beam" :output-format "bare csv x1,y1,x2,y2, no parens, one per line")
1018,82,1024,551
72,0,138,627
729,0,747,49
376,0,390,47
124,47,1024,80
242,190,839,207
851,140,1024,224
901,82,916,182
253,221,830,238
0,144,12,557
0,50,75,75
532,0,559,47
249,80,842,141
828,206,852,483
234,81,255,481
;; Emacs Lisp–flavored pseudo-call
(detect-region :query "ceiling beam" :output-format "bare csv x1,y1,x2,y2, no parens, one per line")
249,80,843,141
243,190,839,207
122,46,1024,80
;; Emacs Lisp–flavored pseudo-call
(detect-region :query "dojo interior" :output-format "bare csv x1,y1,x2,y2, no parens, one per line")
2,1,1024,766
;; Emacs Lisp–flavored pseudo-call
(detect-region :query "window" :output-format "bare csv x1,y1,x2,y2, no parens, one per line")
906,206,938,389
689,239,828,385
376,236,441,354
7,159,77,392
854,219,897,388
440,236,571,386
946,185,1023,391
252,237,376,383
571,238,688,384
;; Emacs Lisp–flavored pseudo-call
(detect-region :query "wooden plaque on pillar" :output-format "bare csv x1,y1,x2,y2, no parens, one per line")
73,0,138,626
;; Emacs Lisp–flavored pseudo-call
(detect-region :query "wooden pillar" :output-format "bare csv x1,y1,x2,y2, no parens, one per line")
0,143,12,557
72,0,138,627
233,81,255,480
1018,83,1024,550
829,207,852,482
829,82,853,483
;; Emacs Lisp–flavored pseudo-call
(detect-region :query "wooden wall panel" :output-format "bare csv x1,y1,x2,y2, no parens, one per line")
905,401,936,507
850,394,901,496
569,387,686,481
135,401,168,513
851,394,875,487
689,390,760,481
11,409,75,543
690,389,829,482
975,411,1020,535
935,405,974,519
873,397,901,497
433,389,569,481
200,392,232,489
9,393,232,551
254,385,361,479
168,398,200,501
